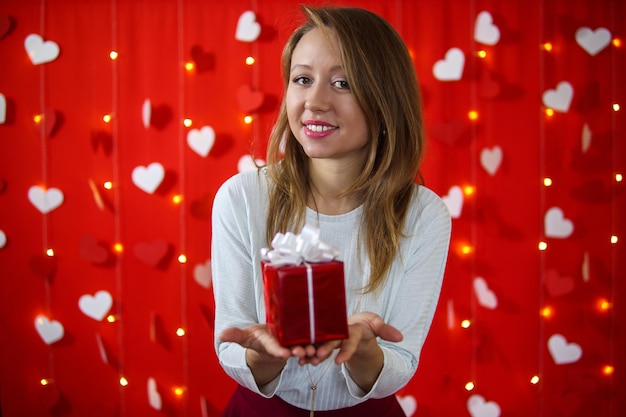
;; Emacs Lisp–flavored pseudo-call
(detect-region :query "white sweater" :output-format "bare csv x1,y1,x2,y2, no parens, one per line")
212,168,451,410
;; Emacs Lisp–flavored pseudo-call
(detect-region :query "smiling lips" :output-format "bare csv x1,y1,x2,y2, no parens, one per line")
303,120,338,138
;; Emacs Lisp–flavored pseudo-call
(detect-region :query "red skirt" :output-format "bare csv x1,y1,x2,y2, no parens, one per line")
221,385,406,417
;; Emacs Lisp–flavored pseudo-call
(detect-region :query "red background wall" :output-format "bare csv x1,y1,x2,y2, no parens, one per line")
0,0,624,416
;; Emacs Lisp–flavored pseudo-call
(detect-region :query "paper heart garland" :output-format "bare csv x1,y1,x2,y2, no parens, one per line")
28,185,64,214
25,34,60,65
474,11,500,45
237,154,265,173
467,394,501,417
442,185,463,219
473,277,498,309
132,162,165,194
235,11,261,42
542,81,573,113
147,378,162,410
396,395,417,417
193,259,212,288
0,92,6,124
575,27,611,56
433,48,465,81
237,85,264,113
79,233,110,264
0,229,6,248
187,126,215,157
480,146,502,176
544,207,574,238
548,334,582,364
35,315,64,344
134,239,170,267
544,269,575,297
79,290,113,321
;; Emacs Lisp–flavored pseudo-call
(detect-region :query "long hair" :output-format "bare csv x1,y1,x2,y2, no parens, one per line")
266,5,425,293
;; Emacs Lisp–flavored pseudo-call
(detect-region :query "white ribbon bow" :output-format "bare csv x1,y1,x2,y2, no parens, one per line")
261,224,339,267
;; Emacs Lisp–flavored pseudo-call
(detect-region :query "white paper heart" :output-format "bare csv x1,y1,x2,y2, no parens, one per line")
237,154,265,173
235,11,261,42
474,11,500,45
79,290,113,321
433,48,465,81
581,123,592,153
35,315,64,345
442,185,463,219
0,229,6,248
147,377,162,410
0,93,6,124
397,395,417,417
24,34,60,65
467,394,501,417
194,259,212,288
142,99,151,129
575,27,611,56
28,186,64,214
473,277,497,309
132,162,165,194
480,146,502,176
548,334,582,365
545,207,574,238
542,81,573,113
187,126,215,157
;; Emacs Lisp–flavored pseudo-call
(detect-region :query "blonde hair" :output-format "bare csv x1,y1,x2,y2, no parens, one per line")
266,6,425,292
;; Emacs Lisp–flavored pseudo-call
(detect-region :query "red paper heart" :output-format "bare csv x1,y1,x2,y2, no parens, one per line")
0,178,7,194
79,234,110,264
33,108,59,137
190,45,214,72
29,254,58,281
0,16,15,40
133,239,170,267
544,269,575,297
190,192,213,220
237,85,264,113
429,120,468,146
40,381,61,411
150,312,171,349
480,73,501,99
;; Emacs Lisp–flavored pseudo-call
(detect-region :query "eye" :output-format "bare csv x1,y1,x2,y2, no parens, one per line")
332,80,350,90
293,76,312,85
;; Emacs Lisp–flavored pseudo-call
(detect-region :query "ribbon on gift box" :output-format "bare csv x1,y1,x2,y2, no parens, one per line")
261,225,340,343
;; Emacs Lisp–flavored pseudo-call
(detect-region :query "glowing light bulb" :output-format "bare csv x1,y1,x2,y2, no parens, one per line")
463,185,475,196
613,38,622,48
477,50,487,58
174,386,186,396
113,243,124,253
244,115,253,124
107,315,117,323
183,118,192,127
245,56,255,65
177,254,187,264
110,51,119,60
40,378,50,386
530,375,540,384
603,365,614,376
545,108,555,117
598,299,611,311
613,103,621,112
468,110,479,121
184,62,194,71
610,235,618,244
538,241,547,251
461,319,471,329
46,248,54,257
540,306,552,318
119,377,129,386
616,173,623,182
460,245,474,255
543,177,553,186
33,114,43,124
542,42,553,51
172,195,183,204
176,327,186,337
104,181,113,190
103,114,112,123
465,382,475,391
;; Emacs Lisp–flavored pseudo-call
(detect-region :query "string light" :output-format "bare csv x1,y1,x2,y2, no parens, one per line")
463,185,476,196
245,56,255,65
542,42,553,51
46,248,54,257
603,365,614,376
613,38,622,48
461,319,471,329
40,378,50,386
544,108,555,117
183,118,192,127
176,327,186,337
173,386,186,397
106,315,117,323
184,62,194,71
460,244,474,255
468,110,479,121
476,50,487,59
616,173,623,182
172,195,183,204
177,254,187,264
613,103,621,112
109,51,118,60
598,299,611,311
610,235,618,244
244,115,253,124
530,375,540,385
543,177,553,186
103,114,112,123
33,114,43,124
113,243,124,253
538,241,547,251
104,181,113,190
465,381,475,391
540,306,552,318
119,376,129,386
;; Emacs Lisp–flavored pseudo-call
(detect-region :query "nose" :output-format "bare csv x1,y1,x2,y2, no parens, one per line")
304,82,331,112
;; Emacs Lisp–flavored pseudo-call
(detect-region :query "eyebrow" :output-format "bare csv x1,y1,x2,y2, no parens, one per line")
290,64,344,74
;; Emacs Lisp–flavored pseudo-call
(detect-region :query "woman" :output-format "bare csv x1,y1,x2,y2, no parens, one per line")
212,5,451,416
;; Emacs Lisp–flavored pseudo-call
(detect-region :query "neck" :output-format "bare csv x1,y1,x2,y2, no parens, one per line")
307,159,363,215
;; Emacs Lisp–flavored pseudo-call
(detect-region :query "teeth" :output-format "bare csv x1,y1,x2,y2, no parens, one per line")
306,124,335,132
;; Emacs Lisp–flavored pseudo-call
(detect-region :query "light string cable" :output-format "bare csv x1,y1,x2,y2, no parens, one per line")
110,0,126,412
251,0,260,159
176,0,190,411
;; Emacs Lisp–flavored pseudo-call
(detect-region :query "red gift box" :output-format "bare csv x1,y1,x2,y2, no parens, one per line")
262,261,349,346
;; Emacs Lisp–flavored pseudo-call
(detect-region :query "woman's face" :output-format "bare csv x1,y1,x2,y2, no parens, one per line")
286,28,370,166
